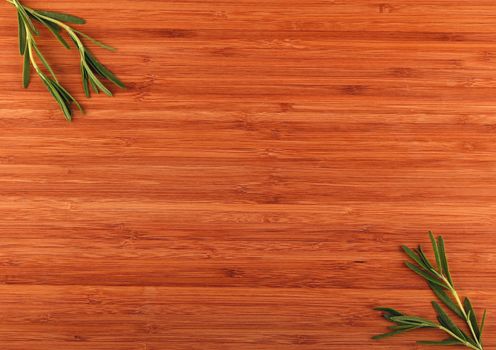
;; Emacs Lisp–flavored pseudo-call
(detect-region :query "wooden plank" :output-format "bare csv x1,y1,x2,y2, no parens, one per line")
0,0,495,349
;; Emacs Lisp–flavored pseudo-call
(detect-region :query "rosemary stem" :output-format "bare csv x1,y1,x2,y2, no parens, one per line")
26,9,84,49
439,325,482,350
430,271,483,349
20,8,96,80
26,35,39,74
21,14,42,78
436,273,483,349
441,327,482,350
13,4,46,82
451,287,483,349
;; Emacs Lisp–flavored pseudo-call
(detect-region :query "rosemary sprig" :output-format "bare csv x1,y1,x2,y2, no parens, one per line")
373,232,487,350
8,0,125,121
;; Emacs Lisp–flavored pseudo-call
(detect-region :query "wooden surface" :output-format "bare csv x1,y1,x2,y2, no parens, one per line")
0,0,496,349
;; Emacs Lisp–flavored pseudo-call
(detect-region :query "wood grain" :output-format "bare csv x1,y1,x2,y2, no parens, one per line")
1,0,496,349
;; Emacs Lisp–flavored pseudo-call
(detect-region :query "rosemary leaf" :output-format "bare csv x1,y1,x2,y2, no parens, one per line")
22,43,30,88
35,10,86,24
480,310,487,338
390,315,438,328
463,298,481,339
432,301,468,341
373,307,403,317
81,64,90,97
429,282,464,318
417,245,435,270
404,261,445,288
42,78,72,121
76,30,116,51
31,42,57,80
14,1,38,35
37,18,71,49
429,231,443,274
417,339,461,346
85,50,126,88
372,328,413,340
18,12,26,55
401,245,429,270
438,236,454,286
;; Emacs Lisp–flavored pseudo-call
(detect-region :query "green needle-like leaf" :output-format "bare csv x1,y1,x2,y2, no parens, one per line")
373,307,403,316
417,245,435,270
88,75,100,94
18,12,26,55
463,298,481,339
432,301,468,342
42,78,72,121
373,314,434,340
389,324,416,330
81,65,90,97
15,2,38,35
480,310,487,338
76,30,116,51
54,82,83,113
429,231,443,274
390,315,438,327
31,43,57,80
38,18,71,49
372,328,416,340
405,262,446,288
402,245,429,270
35,10,86,24
22,44,30,88
88,72,112,96
417,338,461,345
438,236,454,286
429,282,464,318
85,50,126,88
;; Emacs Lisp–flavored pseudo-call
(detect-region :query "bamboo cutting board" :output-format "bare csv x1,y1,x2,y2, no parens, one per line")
0,0,495,349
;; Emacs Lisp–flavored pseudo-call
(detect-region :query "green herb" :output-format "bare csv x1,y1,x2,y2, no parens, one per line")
373,232,487,350
8,0,125,121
